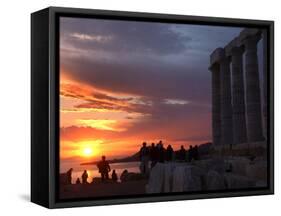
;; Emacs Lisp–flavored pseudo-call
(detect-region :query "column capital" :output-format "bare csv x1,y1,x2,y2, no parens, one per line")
210,47,225,66
225,37,240,57
208,63,219,72
242,34,261,50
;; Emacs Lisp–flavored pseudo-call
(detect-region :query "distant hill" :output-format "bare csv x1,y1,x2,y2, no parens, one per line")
80,151,140,166
80,142,212,166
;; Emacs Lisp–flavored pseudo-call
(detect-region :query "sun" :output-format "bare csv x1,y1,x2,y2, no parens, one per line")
76,140,102,158
83,147,93,157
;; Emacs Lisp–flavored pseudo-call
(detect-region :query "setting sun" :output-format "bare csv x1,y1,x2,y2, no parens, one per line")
83,147,93,156
75,140,103,158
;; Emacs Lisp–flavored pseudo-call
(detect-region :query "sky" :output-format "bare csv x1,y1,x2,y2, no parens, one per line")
59,16,245,169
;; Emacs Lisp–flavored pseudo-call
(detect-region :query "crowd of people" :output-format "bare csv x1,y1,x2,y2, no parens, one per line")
64,141,200,184
65,155,118,185
139,141,199,175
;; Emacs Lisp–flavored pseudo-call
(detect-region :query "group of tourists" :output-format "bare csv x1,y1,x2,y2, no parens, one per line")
66,155,118,184
139,141,199,175
64,142,200,184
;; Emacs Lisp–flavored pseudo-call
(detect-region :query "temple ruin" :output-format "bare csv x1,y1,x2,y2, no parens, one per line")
209,28,267,155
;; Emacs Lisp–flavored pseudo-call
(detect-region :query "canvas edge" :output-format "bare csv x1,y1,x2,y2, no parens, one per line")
31,8,51,208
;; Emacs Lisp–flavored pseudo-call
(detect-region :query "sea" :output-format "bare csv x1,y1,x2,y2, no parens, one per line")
61,161,141,184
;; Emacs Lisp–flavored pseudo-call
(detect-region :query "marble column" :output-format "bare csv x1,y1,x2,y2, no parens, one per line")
219,52,233,146
231,46,247,144
262,29,268,139
210,64,221,146
243,35,264,142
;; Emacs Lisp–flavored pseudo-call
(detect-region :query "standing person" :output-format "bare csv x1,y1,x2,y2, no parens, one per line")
111,170,118,182
155,143,161,162
166,145,174,161
81,170,88,184
97,155,111,182
139,142,150,175
76,178,81,184
158,141,165,163
188,145,193,162
66,168,73,184
150,143,157,168
179,145,186,161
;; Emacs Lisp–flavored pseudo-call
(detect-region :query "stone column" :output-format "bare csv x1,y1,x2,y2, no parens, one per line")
210,64,221,146
231,46,247,144
262,29,268,139
219,52,233,146
243,35,264,142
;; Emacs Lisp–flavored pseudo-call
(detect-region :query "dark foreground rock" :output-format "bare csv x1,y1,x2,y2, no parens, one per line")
60,180,147,199
146,157,267,193
120,170,146,182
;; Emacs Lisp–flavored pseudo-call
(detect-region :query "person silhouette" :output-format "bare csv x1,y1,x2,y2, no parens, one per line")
81,170,88,184
97,155,111,182
76,178,81,184
158,141,165,163
139,142,150,175
150,143,157,168
179,145,186,161
66,168,73,184
166,145,174,161
111,170,118,182
188,145,193,162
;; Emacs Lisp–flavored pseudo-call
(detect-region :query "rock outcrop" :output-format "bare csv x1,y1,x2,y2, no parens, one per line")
146,157,268,193
120,170,145,182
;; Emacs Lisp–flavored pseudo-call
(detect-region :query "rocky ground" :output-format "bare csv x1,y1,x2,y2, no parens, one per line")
60,152,267,199
146,156,267,193
60,179,147,199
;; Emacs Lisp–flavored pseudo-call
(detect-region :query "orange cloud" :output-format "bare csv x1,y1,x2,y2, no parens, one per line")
77,119,126,132
59,71,211,162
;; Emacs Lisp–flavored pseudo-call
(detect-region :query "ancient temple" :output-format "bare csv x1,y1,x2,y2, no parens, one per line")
209,28,267,155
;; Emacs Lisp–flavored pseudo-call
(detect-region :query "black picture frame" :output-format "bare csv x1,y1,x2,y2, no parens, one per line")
31,6,274,209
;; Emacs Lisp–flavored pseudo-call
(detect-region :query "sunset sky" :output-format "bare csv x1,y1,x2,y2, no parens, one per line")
59,17,245,170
